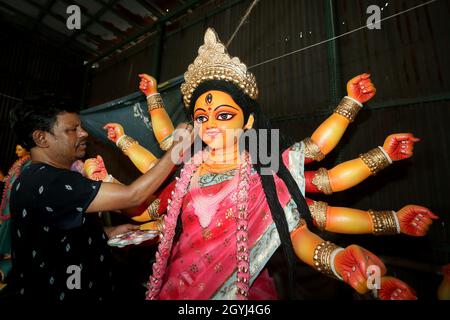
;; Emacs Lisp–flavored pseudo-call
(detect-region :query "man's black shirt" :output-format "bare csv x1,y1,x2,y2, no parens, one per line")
9,163,114,301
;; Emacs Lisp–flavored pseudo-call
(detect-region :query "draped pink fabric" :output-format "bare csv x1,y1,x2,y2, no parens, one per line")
158,151,293,299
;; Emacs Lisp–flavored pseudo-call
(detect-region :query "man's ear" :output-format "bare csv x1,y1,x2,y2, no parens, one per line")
244,114,255,130
32,130,49,148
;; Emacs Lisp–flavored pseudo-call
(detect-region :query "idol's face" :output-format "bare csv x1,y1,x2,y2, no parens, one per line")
15,145,29,158
193,90,245,151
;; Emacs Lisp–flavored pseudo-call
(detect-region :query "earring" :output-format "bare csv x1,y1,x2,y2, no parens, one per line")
244,114,255,130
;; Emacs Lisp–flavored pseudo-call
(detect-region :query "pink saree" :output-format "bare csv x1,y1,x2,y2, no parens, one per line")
156,143,305,300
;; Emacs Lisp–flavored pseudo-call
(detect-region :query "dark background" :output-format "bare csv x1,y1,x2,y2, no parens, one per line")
0,0,449,299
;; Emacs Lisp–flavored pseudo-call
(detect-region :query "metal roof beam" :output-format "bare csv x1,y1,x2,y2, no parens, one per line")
0,1,97,56
63,0,122,45
88,0,206,65
59,0,127,38
135,0,164,19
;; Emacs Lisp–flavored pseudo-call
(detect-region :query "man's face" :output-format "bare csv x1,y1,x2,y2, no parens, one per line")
46,112,88,163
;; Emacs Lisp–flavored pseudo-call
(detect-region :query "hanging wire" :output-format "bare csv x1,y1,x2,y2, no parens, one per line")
0,92,22,102
249,0,439,70
226,0,261,48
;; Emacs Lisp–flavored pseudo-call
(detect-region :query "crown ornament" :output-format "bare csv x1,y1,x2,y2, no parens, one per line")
180,28,259,108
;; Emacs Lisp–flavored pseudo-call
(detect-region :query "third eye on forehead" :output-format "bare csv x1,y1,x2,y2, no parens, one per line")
206,93,213,104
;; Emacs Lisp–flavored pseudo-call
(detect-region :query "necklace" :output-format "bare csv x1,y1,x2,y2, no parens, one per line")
190,169,239,228
147,151,252,300
200,148,240,175
1,155,31,220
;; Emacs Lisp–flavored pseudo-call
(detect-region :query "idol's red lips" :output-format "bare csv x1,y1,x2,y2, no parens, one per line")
204,129,221,137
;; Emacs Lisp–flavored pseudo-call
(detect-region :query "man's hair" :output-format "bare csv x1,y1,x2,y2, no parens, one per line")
9,93,79,149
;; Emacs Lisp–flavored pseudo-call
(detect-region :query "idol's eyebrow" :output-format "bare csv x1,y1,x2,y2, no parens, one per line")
194,108,207,113
214,105,239,112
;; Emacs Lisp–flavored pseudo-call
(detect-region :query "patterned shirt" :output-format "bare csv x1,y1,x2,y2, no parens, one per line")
9,163,114,301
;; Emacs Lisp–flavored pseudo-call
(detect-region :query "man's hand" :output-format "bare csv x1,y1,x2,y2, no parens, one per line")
103,123,125,143
170,122,195,164
383,133,420,161
397,205,438,237
70,160,86,176
347,73,376,104
139,73,158,96
104,224,139,239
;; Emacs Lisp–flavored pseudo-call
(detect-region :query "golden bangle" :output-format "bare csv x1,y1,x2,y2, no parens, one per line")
368,210,399,235
360,148,391,175
159,135,173,151
309,201,328,230
147,93,165,112
313,241,341,278
312,168,333,195
334,96,361,122
116,135,138,153
147,199,161,220
154,218,165,232
303,137,325,162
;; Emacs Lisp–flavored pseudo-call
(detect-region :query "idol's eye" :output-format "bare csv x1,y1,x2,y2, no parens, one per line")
217,113,235,121
195,115,208,123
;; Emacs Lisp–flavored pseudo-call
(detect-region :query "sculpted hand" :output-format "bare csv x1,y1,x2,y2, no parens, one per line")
334,244,387,294
397,205,438,236
379,276,417,300
103,123,125,143
139,73,158,96
347,73,376,103
383,133,420,161
84,155,108,181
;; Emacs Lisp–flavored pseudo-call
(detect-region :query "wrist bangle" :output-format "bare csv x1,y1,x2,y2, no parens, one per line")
116,135,138,153
392,211,401,234
104,174,113,183
303,137,325,162
330,248,345,280
345,95,363,108
378,146,393,164
154,218,165,232
147,93,164,111
311,168,333,195
360,147,391,175
309,200,328,230
368,210,399,235
313,241,342,279
159,134,174,151
147,199,161,220
334,96,362,122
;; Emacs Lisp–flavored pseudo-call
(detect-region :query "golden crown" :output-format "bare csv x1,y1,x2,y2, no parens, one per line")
180,28,259,108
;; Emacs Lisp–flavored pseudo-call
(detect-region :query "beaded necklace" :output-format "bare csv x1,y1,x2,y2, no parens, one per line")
146,151,252,300
1,155,31,221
